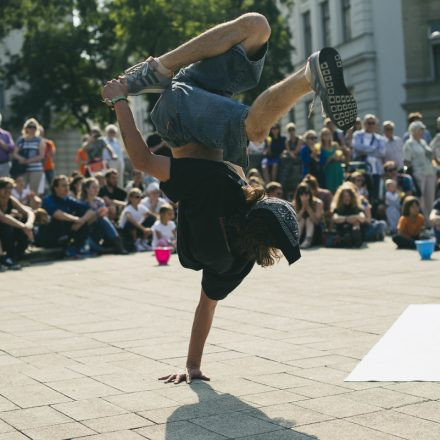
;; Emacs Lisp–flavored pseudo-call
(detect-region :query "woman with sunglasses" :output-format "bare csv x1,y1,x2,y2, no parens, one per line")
12,118,45,195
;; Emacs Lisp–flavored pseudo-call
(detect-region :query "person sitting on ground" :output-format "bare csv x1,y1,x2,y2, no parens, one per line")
0,177,35,269
392,196,425,249
302,173,333,228
11,175,41,209
140,181,168,220
293,182,323,248
261,123,285,182
429,196,440,245
152,203,177,250
265,181,283,198
98,168,127,221
245,168,265,186
69,175,84,199
385,179,401,234
81,177,126,254
119,188,152,252
125,169,145,193
102,11,355,384
38,175,95,257
331,184,365,248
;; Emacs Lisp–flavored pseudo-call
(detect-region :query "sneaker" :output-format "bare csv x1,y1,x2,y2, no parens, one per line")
121,57,172,95
306,47,357,132
300,237,313,249
135,239,148,252
1,257,22,270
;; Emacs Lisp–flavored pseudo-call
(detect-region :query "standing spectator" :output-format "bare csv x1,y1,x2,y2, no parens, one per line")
324,117,346,149
0,113,15,178
436,116,440,134
76,135,89,176
430,131,440,167
261,124,285,182
284,122,302,157
403,112,432,144
385,179,401,234
403,120,436,220
12,118,45,194
318,127,345,193
119,188,152,252
40,126,56,187
83,127,117,174
352,114,386,201
331,184,365,248
151,204,177,249
383,161,415,197
293,183,323,248
299,130,320,179
429,196,440,245
104,124,125,187
38,175,94,256
98,169,127,221
265,181,283,198
125,169,145,193
345,116,362,149
383,120,404,170
392,196,425,249
0,177,35,269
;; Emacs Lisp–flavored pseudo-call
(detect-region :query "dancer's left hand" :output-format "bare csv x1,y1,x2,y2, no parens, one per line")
101,78,128,101
159,367,210,384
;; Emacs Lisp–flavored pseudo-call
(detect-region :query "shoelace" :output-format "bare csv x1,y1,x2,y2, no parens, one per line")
308,94,327,119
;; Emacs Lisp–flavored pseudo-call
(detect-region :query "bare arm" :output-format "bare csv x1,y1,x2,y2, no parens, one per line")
26,140,45,163
102,79,170,181
11,196,35,227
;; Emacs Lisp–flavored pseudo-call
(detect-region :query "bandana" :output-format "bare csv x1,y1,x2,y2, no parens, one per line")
247,197,301,265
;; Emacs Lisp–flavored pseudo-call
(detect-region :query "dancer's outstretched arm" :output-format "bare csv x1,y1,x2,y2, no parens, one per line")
101,80,170,181
159,289,217,384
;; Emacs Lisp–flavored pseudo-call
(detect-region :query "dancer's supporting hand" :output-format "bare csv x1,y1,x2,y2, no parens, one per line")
159,366,210,385
101,78,128,101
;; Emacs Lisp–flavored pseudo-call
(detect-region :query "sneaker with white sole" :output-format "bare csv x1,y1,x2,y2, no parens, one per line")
121,56,172,95
306,47,357,132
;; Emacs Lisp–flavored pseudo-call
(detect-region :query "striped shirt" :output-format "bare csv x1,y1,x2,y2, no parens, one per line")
16,136,43,172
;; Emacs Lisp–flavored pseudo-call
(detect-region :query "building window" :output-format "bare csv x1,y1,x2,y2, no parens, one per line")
341,0,352,42
429,21,440,80
303,11,312,57
321,1,330,47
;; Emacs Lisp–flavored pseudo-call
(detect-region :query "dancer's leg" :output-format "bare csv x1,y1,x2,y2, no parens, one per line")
246,66,312,142
159,13,271,72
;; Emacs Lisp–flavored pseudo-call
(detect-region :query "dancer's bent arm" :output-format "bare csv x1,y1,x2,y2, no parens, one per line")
101,80,170,182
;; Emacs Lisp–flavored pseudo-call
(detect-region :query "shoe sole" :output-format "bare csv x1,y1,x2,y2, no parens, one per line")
311,47,357,132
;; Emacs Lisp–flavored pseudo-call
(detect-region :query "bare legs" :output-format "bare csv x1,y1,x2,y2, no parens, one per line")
158,13,271,73
246,66,312,142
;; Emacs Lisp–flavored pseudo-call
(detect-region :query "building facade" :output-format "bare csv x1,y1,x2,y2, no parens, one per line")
289,0,413,136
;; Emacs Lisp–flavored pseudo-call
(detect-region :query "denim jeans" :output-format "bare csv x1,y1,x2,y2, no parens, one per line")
90,217,119,242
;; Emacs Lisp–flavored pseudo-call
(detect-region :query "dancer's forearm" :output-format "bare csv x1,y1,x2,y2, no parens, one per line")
186,290,217,368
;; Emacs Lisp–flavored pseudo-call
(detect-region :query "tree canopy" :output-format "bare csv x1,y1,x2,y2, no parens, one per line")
1,0,293,132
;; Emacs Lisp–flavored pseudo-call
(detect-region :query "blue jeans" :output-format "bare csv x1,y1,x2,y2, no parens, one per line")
150,43,268,167
90,217,118,243
363,220,387,242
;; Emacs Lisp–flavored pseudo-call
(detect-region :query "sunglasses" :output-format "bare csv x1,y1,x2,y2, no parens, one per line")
366,121,376,125
307,136,317,140
131,195,142,199
26,125,37,129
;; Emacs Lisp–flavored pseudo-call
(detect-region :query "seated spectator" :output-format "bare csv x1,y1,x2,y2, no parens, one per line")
385,179,401,234
265,181,283,199
247,140,265,170
331,184,365,248
246,168,265,186
383,160,415,196
357,189,387,242
284,122,302,158
81,177,126,254
293,183,323,248
349,171,369,199
140,182,168,221
152,204,177,250
125,169,145,193
37,175,95,257
430,196,440,245
392,196,425,249
299,130,320,180
0,177,35,269
302,174,333,228
119,188,152,252
11,175,41,209
261,123,285,182
98,168,127,221
94,171,106,188
69,175,84,199
248,177,263,188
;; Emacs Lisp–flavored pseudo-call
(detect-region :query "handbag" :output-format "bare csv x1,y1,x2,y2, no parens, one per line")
10,159,27,178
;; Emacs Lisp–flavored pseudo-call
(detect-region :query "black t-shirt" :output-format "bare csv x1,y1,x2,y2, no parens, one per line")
334,205,362,233
98,185,127,202
267,136,286,159
160,158,255,300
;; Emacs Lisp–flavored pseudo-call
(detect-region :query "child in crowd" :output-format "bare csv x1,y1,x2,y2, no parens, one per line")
350,171,369,199
392,196,425,249
151,204,177,250
385,179,401,234
119,188,152,252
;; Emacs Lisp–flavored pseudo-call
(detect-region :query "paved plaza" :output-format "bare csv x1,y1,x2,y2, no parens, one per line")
1,239,439,440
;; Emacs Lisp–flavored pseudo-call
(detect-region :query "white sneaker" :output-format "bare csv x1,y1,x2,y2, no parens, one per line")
300,237,313,249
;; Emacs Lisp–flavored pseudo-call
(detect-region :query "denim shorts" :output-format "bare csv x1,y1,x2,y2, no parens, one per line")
150,43,267,167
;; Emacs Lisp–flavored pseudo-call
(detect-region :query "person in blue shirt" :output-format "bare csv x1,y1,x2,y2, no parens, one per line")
38,175,95,255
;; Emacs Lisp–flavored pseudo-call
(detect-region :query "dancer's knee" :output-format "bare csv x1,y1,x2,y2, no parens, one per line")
236,13,271,44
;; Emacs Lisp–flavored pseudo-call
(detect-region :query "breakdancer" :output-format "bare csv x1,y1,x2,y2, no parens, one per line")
101,12,356,384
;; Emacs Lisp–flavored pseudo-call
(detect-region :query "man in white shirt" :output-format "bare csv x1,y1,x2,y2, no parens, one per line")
104,124,125,187
383,120,404,170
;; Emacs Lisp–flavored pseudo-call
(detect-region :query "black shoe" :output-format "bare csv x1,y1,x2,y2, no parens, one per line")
306,47,357,132
1,257,22,270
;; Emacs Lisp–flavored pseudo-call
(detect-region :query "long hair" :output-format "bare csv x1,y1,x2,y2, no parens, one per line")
237,185,281,267
401,196,420,217
81,177,98,201
331,184,362,213
294,183,315,211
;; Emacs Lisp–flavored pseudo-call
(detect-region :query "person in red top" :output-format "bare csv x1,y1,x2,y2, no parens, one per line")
40,126,56,186
75,135,89,176
392,196,425,249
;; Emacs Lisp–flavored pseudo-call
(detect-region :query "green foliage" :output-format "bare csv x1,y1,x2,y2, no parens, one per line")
1,0,294,131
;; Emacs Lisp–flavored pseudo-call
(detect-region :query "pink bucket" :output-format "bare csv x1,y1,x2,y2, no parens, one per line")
154,247,172,265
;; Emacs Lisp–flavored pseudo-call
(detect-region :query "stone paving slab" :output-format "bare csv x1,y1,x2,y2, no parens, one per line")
0,239,439,439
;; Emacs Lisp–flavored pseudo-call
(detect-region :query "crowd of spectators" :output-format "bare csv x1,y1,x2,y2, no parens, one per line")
1,110,440,271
